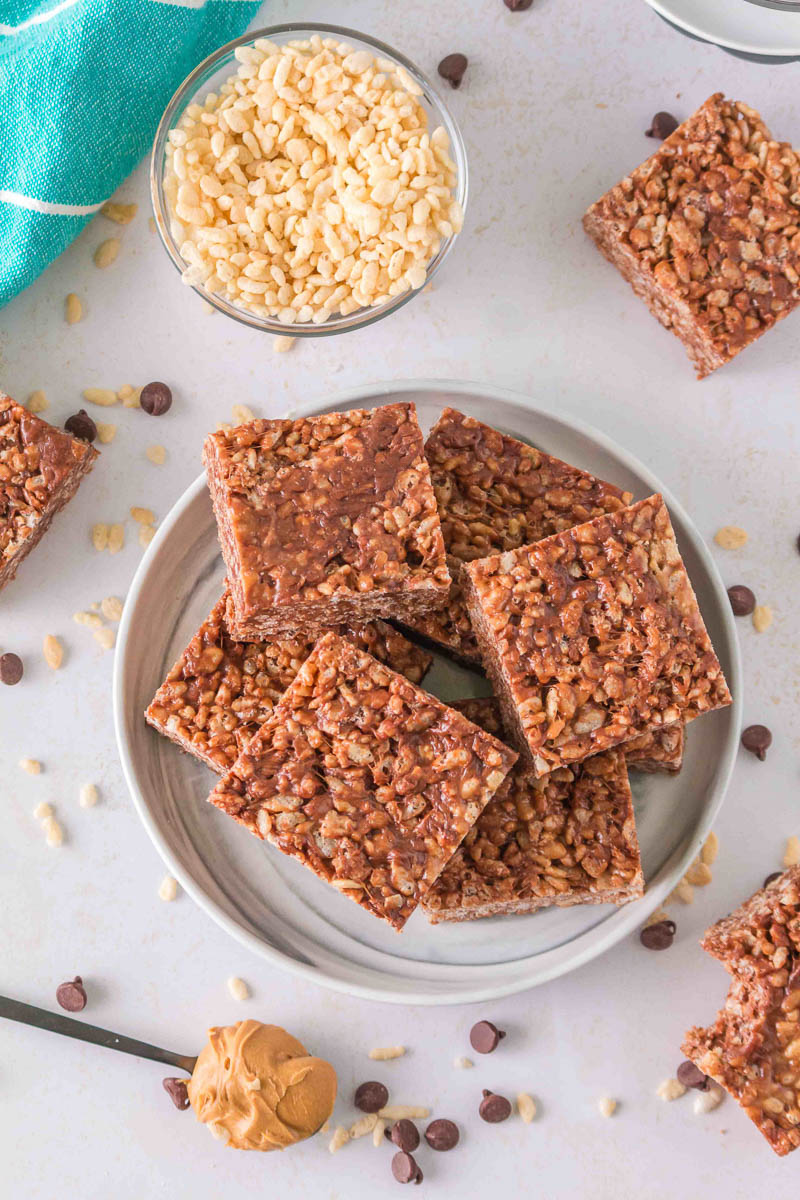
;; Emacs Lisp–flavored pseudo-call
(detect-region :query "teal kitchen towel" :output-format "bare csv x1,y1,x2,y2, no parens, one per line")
0,0,260,307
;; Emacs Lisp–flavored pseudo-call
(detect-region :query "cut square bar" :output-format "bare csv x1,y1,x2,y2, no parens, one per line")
422,697,644,922
203,403,450,640
145,594,432,775
463,493,731,775
0,393,98,591
207,632,517,930
403,407,632,665
682,868,800,1157
584,93,800,379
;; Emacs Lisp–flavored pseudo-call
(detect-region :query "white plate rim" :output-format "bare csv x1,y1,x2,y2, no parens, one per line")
645,0,800,55
113,378,743,1006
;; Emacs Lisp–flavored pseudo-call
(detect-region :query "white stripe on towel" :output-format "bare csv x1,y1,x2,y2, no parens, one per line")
0,189,105,216
0,0,81,36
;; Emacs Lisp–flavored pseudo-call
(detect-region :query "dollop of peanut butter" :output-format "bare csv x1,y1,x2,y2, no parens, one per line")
188,1020,336,1151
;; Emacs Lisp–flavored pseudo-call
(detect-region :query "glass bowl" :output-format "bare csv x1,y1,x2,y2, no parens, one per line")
150,23,469,337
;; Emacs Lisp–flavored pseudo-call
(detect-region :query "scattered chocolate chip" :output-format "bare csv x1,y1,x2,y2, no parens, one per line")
392,1151,422,1184
0,652,23,685
64,409,97,443
437,53,468,89
479,1089,512,1123
469,1020,506,1053
646,111,679,139
354,1080,389,1113
425,1118,459,1150
56,976,87,1012
140,381,172,416
727,585,756,617
741,725,772,761
163,1077,191,1110
390,1119,420,1152
639,919,676,950
504,0,533,8
676,1060,711,1091
764,871,783,888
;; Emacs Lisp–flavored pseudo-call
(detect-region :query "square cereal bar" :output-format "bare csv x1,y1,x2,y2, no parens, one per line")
203,403,450,640
463,493,731,775
682,868,800,1156
624,722,685,774
207,632,517,930
145,593,432,775
584,94,800,379
0,393,98,591
422,697,643,923
402,408,632,665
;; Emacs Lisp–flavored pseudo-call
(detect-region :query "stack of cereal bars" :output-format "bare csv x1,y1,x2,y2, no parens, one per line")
147,401,732,930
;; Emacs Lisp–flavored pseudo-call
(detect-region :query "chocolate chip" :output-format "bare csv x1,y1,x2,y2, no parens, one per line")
437,53,468,89
727,585,755,617
469,1019,506,1053
479,1089,512,1123
56,976,87,1012
64,409,97,443
504,0,533,8
140,382,172,416
764,871,783,888
163,1077,191,1110
646,111,679,139
392,1151,422,1184
390,1119,419,1152
354,1080,389,1113
639,919,676,950
425,1118,459,1150
741,725,772,761
676,1060,711,1091
0,652,23,685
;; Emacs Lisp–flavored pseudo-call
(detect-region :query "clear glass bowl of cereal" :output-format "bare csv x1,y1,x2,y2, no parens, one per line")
150,24,468,336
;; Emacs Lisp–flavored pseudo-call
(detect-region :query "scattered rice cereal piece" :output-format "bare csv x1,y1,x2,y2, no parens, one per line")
201,301,215,315
65,293,83,324
517,1093,537,1123
369,1046,406,1061
79,783,99,808
701,831,719,866
454,1056,474,1069
91,523,109,551
227,976,249,1001
82,387,118,407
146,444,166,465
231,404,254,424
685,860,713,887
43,815,64,847
377,1106,430,1120
19,758,42,775
42,635,63,670
644,908,671,928
657,1079,687,1102
93,627,116,651
158,875,179,902
100,596,124,621
784,836,800,867
349,1114,378,1139
669,879,694,905
320,1119,330,1134
119,385,141,408
101,201,138,224
597,1097,617,1118
94,238,120,268
714,526,748,550
694,1085,724,1115
328,1125,350,1154
139,525,155,548
372,1119,386,1147
27,390,48,413
96,422,117,444
752,605,772,633
130,507,155,526
33,801,52,821
273,336,295,354
107,523,124,554
73,611,103,629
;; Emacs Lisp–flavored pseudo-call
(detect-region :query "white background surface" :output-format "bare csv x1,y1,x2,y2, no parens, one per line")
1,1,798,1196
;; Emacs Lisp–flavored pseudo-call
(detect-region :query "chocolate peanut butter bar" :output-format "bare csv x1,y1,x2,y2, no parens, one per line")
682,868,800,1156
463,494,731,775
584,94,800,379
145,594,432,775
203,404,450,641
403,408,632,665
624,723,685,774
207,632,517,930
422,698,643,922
0,393,98,591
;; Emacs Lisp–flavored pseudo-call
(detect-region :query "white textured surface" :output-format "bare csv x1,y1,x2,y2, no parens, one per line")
1,1,798,1195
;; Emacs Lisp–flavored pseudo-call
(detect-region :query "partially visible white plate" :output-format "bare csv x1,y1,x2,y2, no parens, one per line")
113,381,742,1005
646,0,800,55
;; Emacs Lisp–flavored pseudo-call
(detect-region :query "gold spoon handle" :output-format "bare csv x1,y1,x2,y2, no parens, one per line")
0,995,196,1075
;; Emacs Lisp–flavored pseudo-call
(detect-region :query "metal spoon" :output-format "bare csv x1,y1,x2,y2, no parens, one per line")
0,995,197,1075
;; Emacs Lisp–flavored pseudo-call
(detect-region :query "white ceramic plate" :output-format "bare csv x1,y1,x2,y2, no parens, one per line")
114,381,742,1005
646,0,800,55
